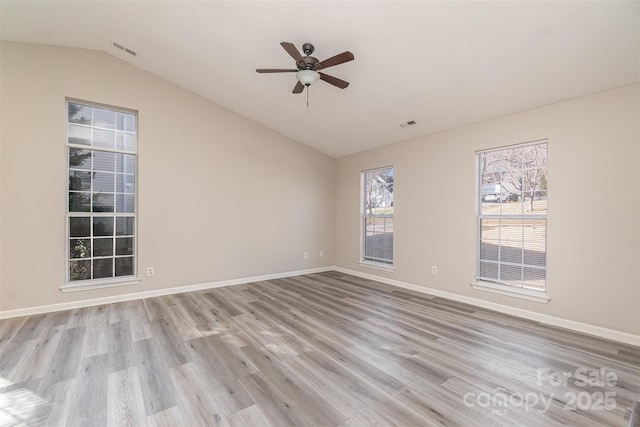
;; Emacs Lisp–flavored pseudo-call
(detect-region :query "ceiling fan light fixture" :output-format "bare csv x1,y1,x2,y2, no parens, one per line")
296,69,320,86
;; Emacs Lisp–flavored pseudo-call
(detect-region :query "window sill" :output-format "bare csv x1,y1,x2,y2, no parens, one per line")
359,261,395,272
60,277,141,293
471,280,550,303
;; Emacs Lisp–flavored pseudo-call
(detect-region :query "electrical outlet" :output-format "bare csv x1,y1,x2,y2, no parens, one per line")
303,252,309,259
431,266,438,275
147,267,155,276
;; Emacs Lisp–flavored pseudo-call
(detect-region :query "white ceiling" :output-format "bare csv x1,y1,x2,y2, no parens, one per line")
1,1,639,158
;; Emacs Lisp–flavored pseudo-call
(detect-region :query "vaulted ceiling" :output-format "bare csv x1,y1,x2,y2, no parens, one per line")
1,1,638,157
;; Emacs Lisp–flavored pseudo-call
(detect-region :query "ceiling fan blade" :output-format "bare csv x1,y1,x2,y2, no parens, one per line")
315,51,354,70
319,72,349,89
280,42,304,63
256,69,298,73
292,81,305,94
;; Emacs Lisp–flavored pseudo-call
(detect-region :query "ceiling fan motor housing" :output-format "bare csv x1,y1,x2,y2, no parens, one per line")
298,56,319,70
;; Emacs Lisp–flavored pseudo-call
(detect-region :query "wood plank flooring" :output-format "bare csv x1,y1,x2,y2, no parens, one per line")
0,271,638,426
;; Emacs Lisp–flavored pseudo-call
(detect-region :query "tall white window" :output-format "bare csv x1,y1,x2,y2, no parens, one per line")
361,166,394,267
477,141,548,298
66,100,137,286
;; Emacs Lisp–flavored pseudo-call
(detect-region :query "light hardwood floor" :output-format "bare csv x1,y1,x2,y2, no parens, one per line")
0,271,638,426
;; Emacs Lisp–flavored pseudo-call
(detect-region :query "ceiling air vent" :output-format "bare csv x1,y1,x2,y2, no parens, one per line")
399,120,416,127
112,42,137,57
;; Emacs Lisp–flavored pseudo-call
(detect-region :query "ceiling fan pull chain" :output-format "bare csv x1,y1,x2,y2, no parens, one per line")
306,86,310,111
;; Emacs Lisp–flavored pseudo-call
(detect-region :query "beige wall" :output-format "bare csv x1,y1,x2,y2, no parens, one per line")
334,84,640,335
0,42,334,311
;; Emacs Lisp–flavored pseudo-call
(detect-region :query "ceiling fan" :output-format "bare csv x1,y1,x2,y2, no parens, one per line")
256,42,354,94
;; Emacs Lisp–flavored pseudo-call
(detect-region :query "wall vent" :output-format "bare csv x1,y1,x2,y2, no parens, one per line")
112,42,137,57
400,120,416,127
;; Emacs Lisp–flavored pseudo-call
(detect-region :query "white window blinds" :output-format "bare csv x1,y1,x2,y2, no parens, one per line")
477,141,548,291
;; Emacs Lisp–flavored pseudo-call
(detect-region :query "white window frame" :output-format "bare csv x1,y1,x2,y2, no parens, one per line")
360,166,394,270
62,99,139,291
472,140,549,303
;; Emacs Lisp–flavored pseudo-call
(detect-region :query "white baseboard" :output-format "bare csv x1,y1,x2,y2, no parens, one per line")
333,266,640,347
0,266,333,320
2,265,638,348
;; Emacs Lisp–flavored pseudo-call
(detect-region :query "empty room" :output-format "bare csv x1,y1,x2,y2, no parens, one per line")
1,1,639,426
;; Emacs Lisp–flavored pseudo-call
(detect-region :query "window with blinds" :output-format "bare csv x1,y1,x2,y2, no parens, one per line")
66,100,138,286
477,141,547,292
362,166,394,267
